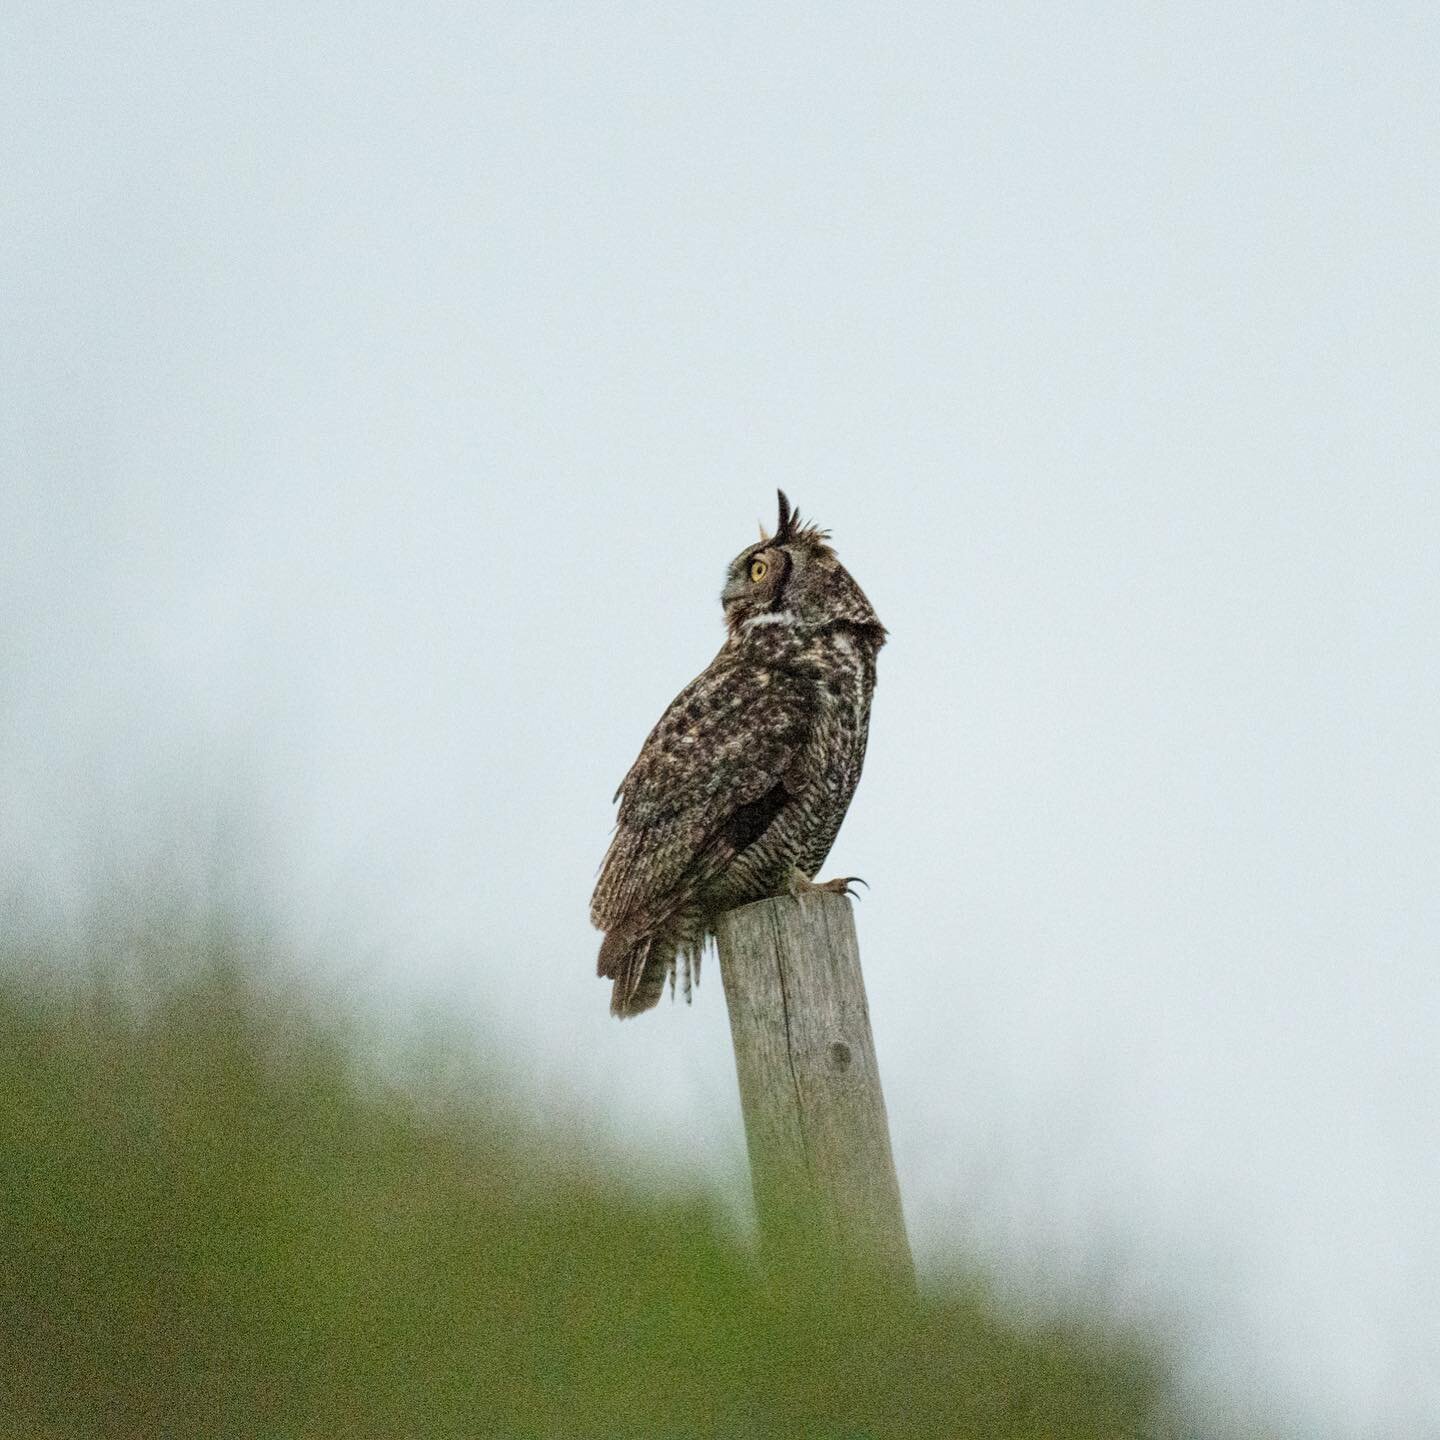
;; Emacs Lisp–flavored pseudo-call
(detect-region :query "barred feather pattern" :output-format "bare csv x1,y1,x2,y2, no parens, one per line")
591,493,885,1017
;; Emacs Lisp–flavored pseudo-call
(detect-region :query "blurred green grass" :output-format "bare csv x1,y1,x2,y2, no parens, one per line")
0,909,1179,1440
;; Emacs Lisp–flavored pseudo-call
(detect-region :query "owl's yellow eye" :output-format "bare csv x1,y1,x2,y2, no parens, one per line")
749,558,768,583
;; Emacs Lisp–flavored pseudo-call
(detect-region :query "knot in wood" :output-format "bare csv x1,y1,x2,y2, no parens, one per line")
828,1040,852,1070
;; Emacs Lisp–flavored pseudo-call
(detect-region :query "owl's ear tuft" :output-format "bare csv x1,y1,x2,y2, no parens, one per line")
775,489,795,543
773,489,830,548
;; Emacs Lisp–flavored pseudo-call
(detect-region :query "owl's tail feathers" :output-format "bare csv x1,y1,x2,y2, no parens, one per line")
598,929,668,1018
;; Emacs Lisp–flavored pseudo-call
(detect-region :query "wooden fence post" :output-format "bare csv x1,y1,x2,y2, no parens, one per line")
715,891,913,1282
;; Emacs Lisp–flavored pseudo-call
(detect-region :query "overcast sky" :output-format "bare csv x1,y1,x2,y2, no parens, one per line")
4,5,1438,1435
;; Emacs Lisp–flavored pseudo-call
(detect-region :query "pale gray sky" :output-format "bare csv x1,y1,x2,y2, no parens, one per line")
4,5,1438,1434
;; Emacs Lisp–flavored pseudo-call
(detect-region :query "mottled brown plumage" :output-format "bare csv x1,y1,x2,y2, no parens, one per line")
591,492,886,1017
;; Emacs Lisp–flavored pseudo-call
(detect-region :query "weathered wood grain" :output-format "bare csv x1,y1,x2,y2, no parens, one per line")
715,892,913,1281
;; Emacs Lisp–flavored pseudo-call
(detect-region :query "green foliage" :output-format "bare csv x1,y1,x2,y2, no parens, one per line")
0,917,1171,1440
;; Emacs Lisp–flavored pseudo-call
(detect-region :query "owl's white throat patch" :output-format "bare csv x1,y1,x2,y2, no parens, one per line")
742,610,798,632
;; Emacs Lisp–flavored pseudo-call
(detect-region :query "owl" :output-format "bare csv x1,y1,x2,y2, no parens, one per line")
590,491,886,1017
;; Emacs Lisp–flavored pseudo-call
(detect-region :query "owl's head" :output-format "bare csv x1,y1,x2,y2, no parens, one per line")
721,490,886,644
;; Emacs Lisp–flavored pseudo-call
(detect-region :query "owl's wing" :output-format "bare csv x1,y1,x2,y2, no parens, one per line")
589,660,813,933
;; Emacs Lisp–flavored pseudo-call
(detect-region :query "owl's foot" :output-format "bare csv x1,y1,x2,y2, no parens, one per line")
787,867,868,904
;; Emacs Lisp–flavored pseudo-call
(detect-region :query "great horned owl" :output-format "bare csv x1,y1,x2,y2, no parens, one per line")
590,491,886,1017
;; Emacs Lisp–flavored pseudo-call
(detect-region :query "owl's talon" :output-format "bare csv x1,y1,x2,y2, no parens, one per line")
788,869,868,903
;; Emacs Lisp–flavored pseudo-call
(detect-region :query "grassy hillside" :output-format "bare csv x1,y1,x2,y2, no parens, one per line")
0,910,1181,1440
